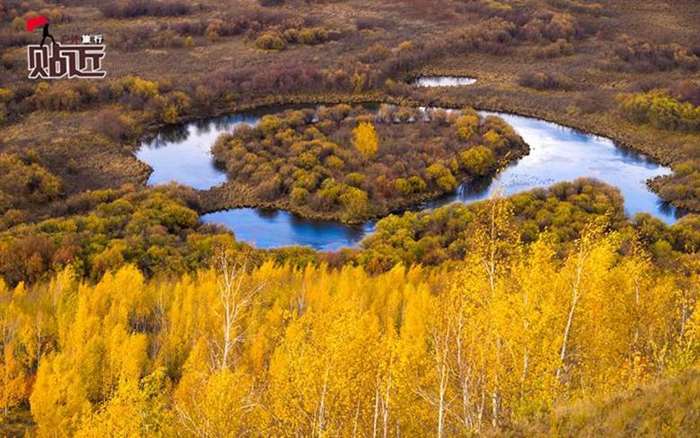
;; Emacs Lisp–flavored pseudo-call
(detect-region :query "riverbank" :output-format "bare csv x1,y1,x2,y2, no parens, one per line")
408,49,700,212
136,100,679,249
135,86,695,222
3,83,695,230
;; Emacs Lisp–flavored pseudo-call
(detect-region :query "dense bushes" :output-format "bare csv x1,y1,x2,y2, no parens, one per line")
355,7,588,87
670,80,700,106
0,4,69,49
456,2,586,42
458,145,495,176
517,10,582,42
0,153,62,215
358,179,628,270
111,23,194,50
11,63,338,122
612,36,699,72
0,0,69,25
193,4,586,97
359,177,700,272
106,10,300,50
211,105,528,222
255,26,333,50
531,38,575,58
451,17,516,55
518,71,573,90
255,31,286,50
30,82,100,111
95,108,139,142
283,26,330,45
100,0,192,19
26,75,192,125
651,160,700,212
203,8,292,39
614,88,700,211
0,185,238,285
0,0,605,125
0,182,330,286
618,91,700,131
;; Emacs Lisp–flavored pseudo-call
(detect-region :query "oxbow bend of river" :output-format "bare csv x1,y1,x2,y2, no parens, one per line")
136,80,681,250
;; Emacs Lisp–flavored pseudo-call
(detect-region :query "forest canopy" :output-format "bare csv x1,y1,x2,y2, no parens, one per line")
1,199,697,436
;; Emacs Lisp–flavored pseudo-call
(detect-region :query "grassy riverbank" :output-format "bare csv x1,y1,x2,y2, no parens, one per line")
1,0,698,225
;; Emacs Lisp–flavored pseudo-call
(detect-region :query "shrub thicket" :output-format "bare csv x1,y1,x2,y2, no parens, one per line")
518,72,573,90
0,153,62,215
618,91,700,131
359,178,700,271
612,36,699,72
211,105,528,222
100,0,192,19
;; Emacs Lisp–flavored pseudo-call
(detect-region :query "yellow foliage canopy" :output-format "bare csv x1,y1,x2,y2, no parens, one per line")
353,121,379,158
0,207,698,436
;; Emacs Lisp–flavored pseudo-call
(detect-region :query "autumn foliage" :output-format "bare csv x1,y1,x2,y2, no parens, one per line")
0,199,697,436
353,121,379,158
0,0,699,434
618,90,700,132
211,105,527,222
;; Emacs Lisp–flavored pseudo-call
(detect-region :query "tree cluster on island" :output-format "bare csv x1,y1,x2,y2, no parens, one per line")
211,104,528,222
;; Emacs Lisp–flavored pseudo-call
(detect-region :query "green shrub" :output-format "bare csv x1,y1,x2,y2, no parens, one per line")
290,187,309,204
0,154,62,212
426,163,458,191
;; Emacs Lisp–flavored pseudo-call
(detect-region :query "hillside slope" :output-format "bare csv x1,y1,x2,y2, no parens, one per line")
514,367,700,437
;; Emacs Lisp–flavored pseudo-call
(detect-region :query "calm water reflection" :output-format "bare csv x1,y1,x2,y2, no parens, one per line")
136,114,258,190
203,208,374,252
136,105,680,250
424,112,677,221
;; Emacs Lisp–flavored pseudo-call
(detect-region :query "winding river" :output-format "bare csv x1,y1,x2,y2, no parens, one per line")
136,90,682,250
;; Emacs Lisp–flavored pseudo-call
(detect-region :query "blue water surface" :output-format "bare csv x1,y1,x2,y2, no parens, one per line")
136,104,680,250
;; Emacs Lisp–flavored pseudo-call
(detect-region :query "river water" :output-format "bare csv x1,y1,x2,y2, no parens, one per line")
136,101,680,250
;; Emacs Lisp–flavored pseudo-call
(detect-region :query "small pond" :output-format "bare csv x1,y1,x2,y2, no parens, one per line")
413,76,477,87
